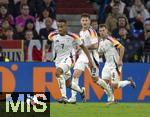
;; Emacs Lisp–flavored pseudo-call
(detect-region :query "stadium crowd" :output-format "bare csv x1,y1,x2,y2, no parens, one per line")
0,0,149,62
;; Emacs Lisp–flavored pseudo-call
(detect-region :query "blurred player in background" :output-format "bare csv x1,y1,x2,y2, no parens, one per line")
43,19,94,103
98,24,136,103
68,13,114,104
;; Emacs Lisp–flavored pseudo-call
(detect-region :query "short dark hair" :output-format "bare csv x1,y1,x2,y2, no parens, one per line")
25,30,33,34
20,4,28,10
99,24,107,29
113,0,120,4
91,19,97,23
113,3,120,7
81,13,90,19
0,4,8,9
57,19,67,24
118,15,127,26
118,15,126,19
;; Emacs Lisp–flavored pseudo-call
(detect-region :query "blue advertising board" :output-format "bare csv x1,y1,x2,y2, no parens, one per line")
0,63,149,102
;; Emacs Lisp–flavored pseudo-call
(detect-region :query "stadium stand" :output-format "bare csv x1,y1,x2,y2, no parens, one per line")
0,0,149,62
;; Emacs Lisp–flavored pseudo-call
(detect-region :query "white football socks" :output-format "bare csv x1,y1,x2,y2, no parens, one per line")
118,80,131,88
71,77,79,99
96,78,112,96
71,77,82,94
57,75,66,98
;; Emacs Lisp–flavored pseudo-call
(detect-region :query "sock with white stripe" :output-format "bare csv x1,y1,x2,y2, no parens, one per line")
118,80,131,88
57,75,67,98
70,77,82,93
71,77,79,99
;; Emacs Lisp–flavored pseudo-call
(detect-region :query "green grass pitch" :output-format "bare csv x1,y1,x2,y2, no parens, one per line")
50,102,150,117
1,102,150,117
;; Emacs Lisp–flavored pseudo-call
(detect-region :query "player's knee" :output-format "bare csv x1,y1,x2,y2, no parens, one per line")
111,82,118,89
73,69,82,78
56,68,63,77
66,79,71,88
104,79,110,84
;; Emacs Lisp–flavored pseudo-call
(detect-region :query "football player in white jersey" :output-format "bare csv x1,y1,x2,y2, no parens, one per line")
68,13,114,104
98,24,136,103
43,19,94,103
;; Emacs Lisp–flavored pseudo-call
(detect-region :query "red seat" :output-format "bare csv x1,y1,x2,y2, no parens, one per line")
55,0,95,14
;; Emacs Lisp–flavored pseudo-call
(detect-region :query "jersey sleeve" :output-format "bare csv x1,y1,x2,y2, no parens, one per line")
48,32,57,41
70,33,83,46
108,36,122,48
87,28,98,44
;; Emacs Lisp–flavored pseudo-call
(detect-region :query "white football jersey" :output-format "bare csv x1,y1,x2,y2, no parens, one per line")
98,36,122,68
80,27,98,46
48,31,82,63
79,27,99,63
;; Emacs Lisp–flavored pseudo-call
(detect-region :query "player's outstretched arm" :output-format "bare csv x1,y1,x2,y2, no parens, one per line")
112,38,125,66
118,44,125,66
86,43,98,50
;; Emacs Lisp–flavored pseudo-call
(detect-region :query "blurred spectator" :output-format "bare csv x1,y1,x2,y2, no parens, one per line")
112,15,130,37
142,35,150,63
0,4,15,27
117,27,129,42
38,0,56,19
144,19,150,40
0,0,9,4
115,27,131,62
39,17,55,40
88,0,101,12
127,40,143,62
98,0,129,23
117,27,143,62
146,1,150,13
24,30,34,40
14,23,24,39
1,20,10,30
121,0,149,39
1,20,11,39
0,0,15,16
3,27,14,40
139,19,150,62
14,0,36,17
143,30,150,52
23,19,38,39
91,19,98,33
139,18,150,40
129,0,149,24
15,4,35,28
108,0,129,18
35,8,57,34
105,3,122,32
0,27,3,40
